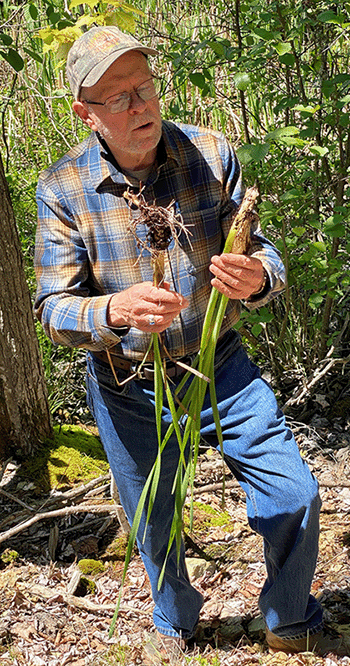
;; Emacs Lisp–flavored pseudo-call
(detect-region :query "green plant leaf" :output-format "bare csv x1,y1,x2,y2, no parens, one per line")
23,47,43,63
312,241,327,252
29,4,38,20
309,293,324,309
274,41,291,56
233,71,250,91
265,126,299,141
292,226,306,237
293,104,320,114
324,216,346,238
309,145,329,157
0,48,24,71
236,143,270,164
253,27,274,40
0,33,13,45
251,323,262,336
317,10,345,24
208,40,227,56
189,72,206,89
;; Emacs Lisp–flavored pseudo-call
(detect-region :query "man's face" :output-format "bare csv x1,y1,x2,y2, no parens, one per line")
73,51,162,170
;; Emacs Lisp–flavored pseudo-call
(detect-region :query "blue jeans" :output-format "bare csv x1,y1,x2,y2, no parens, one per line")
86,336,323,640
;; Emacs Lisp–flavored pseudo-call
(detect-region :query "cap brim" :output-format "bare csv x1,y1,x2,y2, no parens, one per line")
82,46,158,90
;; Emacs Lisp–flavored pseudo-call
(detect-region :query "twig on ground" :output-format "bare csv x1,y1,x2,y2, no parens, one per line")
282,355,350,411
21,583,152,616
0,487,35,511
0,503,121,545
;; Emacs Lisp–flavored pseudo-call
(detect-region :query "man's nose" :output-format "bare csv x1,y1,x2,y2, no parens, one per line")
128,91,147,113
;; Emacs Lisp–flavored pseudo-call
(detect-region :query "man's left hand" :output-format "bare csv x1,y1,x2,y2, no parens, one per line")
209,254,265,300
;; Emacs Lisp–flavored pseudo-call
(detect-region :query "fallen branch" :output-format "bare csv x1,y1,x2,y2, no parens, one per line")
0,503,121,545
282,354,350,411
192,477,350,496
20,583,152,616
0,487,35,512
0,473,112,532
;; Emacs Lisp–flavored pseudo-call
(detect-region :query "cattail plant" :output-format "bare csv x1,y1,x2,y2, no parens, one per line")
109,186,259,636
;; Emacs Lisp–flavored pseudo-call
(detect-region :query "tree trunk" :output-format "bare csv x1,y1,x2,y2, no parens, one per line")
0,151,52,460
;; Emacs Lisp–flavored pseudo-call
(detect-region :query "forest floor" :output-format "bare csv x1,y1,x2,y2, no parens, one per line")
0,370,350,666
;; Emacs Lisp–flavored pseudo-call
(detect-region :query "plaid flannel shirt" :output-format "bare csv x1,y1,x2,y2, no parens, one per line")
34,120,286,361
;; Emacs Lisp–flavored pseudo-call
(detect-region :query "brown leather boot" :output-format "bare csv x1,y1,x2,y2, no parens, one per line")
266,626,348,656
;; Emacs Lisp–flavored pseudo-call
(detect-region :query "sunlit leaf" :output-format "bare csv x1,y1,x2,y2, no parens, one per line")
309,145,329,157
324,216,346,238
265,126,299,141
236,143,270,164
274,41,291,55
312,241,327,252
293,104,320,114
309,293,324,309
292,226,306,237
233,71,250,91
70,0,98,8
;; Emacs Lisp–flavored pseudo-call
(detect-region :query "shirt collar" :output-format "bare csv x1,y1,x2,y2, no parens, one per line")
89,120,181,190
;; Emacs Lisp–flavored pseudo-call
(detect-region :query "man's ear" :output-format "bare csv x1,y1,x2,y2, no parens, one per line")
72,101,97,130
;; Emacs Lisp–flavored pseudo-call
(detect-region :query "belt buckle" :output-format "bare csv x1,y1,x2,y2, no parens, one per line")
132,361,155,381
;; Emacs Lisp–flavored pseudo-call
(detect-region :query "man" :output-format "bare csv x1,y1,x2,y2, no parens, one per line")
34,26,346,661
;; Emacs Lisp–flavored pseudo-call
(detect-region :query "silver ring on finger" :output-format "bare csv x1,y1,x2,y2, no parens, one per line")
148,315,156,326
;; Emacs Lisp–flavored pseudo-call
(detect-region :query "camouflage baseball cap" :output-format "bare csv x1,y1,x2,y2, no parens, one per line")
66,26,158,99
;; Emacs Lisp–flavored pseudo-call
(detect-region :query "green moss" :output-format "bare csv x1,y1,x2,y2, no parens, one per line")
80,577,97,594
1,548,19,564
184,501,233,531
101,533,129,561
17,424,109,493
78,559,105,575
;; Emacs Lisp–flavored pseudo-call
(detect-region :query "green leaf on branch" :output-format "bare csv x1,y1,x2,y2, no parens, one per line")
292,226,306,237
69,0,97,8
189,72,206,89
236,143,270,164
309,145,329,157
0,48,24,71
233,72,250,91
324,216,346,238
309,293,324,309
274,41,292,56
312,241,327,252
293,104,320,115
253,27,274,41
251,323,262,336
23,47,43,63
29,4,38,20
265,126,299,142
0,33,13,45
317,10,346,25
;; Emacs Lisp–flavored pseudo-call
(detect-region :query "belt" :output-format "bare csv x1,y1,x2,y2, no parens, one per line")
91,349,196,381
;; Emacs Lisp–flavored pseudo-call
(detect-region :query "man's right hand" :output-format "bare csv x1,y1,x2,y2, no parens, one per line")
107,281,189,333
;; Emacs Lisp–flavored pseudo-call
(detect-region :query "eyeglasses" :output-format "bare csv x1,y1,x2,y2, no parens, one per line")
82,76,162,115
